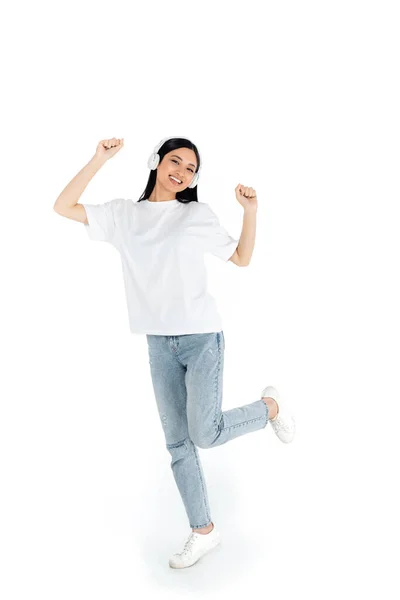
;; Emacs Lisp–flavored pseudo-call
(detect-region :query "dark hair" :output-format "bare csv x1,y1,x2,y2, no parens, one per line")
137,137,201,204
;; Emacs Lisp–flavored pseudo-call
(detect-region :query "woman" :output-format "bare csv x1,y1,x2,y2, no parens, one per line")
53,135,295,569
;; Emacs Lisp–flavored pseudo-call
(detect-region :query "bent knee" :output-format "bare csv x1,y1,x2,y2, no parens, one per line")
188,433,211,449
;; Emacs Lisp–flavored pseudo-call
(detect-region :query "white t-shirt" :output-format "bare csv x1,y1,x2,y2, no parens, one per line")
81,198,239,335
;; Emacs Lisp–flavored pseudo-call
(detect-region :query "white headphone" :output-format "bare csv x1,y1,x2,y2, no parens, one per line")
147,136,201,189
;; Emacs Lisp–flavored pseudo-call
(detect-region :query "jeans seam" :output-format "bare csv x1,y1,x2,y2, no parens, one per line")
191,441,211,526
213,332,222,428
222,415,266,431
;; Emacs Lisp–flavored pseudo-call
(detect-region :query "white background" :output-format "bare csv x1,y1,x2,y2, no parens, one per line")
1,0,399,598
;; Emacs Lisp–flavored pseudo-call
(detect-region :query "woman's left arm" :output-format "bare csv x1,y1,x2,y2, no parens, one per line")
234,183,258,266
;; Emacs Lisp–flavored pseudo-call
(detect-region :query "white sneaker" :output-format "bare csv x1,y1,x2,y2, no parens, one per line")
169,525,221,569
261,385,295,443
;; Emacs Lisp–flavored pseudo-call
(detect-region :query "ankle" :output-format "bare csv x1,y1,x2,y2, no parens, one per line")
262,397,279,420
192,522,214,534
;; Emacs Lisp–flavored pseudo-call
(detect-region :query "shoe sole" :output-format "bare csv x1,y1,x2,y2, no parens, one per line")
261,385,280,403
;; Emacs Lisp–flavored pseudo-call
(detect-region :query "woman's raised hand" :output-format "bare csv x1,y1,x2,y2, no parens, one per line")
235,183,258,211
95,137,124,161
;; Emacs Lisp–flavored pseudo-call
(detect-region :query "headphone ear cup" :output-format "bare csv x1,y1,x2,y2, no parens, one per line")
188,171,199,188
147,153,160,170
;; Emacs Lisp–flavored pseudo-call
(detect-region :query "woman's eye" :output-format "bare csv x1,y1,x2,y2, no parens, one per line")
171,158,194,173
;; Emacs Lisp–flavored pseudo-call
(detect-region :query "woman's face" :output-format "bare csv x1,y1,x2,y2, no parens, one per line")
158,147,198,191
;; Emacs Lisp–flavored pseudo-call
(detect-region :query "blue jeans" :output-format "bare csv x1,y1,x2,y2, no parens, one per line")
146,331,269,529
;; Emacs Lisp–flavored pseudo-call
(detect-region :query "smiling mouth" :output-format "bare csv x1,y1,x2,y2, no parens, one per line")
169,175,182,184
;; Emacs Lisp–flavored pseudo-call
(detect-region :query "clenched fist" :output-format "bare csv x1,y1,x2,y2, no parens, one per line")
235,183,258,211
94,137,124,161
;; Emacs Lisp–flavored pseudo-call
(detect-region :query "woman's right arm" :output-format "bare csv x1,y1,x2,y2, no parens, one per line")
53,137,124,223
53,155,107,223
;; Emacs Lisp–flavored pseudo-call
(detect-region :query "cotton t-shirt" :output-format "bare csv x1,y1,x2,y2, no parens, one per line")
81,198,239,335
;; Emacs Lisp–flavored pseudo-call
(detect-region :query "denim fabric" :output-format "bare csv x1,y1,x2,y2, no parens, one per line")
146,331,269,529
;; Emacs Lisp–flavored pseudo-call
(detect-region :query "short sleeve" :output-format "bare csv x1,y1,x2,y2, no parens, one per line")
81,198,125,243
202,204,239,262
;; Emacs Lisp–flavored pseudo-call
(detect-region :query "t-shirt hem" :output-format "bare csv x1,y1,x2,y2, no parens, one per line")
130,326,223,335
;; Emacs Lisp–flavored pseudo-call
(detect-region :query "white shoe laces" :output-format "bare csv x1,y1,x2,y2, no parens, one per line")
271,415,294,433
180,532,197,556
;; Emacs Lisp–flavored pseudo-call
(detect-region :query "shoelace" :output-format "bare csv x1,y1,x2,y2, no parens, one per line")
180,532,197,556
271,415,294,433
